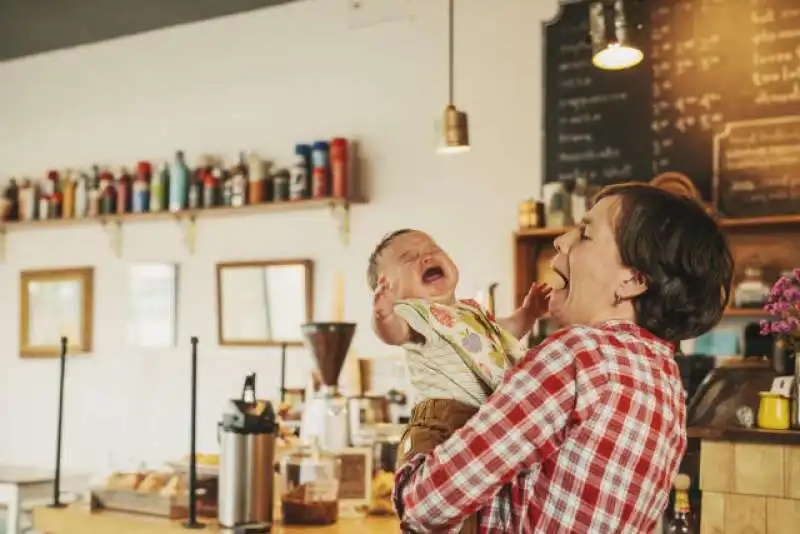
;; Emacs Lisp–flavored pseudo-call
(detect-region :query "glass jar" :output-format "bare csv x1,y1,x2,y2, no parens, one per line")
279,438,341,525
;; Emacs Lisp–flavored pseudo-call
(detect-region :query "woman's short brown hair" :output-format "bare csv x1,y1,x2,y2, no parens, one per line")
595,183,734,342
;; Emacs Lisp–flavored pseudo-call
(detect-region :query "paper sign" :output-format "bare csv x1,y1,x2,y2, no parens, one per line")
770,376,795,398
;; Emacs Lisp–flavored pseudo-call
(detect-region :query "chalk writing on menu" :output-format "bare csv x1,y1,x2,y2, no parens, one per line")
543,0,800,215
543,2,652,188
714,117,800,216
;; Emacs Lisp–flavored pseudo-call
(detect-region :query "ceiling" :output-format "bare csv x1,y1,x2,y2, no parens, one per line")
0,0,299,63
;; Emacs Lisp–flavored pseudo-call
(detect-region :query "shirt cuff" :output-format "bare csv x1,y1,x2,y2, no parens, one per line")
393,454,466,534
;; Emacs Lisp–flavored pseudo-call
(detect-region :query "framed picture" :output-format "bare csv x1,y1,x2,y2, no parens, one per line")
20,267,94,358
216,259,313,347
336,446,373,509
127,263,178,348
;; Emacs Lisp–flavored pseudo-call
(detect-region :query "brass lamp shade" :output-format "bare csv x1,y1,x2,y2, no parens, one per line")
589,0,643,71
439,104,470,154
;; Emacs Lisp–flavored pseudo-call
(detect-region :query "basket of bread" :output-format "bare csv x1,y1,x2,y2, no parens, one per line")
91,467,218,519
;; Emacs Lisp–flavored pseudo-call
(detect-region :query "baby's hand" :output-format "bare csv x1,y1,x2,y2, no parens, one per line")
522,282,552,320
373,276,398,321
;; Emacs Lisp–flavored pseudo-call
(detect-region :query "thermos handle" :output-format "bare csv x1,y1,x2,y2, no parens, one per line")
216,421,222,444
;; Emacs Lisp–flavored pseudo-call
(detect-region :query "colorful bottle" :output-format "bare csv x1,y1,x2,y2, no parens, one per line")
330,138,349,199
132,162,151,213
290,144,311,200
169,151,190,212
38,195,50,220
99,171,117,215
61,170,76,219
311,141,330,198
150,162,168,212
74,173,89,218
247,152,266,204
116,167,132,215
203,170,220,208
18,179,35,221
667,474,694,534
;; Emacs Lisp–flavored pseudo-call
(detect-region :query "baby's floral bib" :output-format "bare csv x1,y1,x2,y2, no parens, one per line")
399,298,524,391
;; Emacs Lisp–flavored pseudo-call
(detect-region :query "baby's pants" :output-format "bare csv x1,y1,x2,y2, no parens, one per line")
396,398,480,534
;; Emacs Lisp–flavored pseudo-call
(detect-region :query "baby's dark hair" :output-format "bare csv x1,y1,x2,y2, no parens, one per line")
366,229,415,290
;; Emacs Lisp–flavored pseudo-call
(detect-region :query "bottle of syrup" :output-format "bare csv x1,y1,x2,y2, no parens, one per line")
667,474,694,534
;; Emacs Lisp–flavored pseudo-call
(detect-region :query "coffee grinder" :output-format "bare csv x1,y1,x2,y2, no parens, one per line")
299,322,356,450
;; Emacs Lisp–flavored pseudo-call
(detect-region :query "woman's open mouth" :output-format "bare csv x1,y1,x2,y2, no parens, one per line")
422,266,445,284
552,267,570,291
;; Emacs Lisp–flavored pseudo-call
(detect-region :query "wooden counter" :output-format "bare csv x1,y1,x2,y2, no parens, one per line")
32,505,399,534
688,426,800,446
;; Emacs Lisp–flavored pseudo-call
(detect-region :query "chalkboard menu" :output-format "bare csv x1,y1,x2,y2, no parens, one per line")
543,0,800,216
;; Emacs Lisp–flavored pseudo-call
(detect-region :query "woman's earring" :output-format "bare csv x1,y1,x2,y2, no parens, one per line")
613,293,622,307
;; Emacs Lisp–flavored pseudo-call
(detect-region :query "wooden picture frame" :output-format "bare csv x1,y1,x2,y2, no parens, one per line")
216,259,313,347
20,267,94,358
335,446,373,508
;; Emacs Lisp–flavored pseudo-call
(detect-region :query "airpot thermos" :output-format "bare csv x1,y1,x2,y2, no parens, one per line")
218,373,278,532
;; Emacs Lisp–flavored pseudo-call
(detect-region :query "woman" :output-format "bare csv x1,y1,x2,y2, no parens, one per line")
392,183,733,533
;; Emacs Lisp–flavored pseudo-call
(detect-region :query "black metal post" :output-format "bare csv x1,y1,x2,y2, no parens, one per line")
280,343,288,403
183,336,205,529
48,337,68,509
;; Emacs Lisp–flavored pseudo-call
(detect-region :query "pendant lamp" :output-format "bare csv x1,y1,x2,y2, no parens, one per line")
589,0,643,71
439,0,470,154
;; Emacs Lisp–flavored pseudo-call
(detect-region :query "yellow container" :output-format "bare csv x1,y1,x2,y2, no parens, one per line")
757,392,790,430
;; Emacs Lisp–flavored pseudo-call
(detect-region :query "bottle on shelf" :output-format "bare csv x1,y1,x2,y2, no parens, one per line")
150,162,169,212
74,173,89,218
290,144,311,201
169,151,190,213
311,141,330,198
667,473,695,534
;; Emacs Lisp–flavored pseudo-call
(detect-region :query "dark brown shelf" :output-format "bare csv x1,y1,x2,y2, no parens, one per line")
725,307,767,318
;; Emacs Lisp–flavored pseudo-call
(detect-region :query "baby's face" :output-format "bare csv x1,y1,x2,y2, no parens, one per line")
379,231,459,303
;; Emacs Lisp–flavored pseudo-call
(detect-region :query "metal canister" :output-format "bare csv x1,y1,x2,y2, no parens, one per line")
311,141,330,198
289,145,311,201
272,170,290,202
218,374,277,530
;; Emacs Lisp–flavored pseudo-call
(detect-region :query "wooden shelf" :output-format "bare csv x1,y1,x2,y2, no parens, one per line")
1,197,357,232
725,307,767,318
719,214,800,230
516,214,800,242
0,197,362,258
515,214,800,309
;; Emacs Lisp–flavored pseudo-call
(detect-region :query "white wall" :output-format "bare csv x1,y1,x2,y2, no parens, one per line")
0,0,559,472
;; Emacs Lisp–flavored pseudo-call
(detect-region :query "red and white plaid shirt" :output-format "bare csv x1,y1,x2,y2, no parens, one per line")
393,320,686,533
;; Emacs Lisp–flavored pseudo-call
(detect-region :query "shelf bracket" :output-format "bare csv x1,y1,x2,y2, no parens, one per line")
102,220,123,257
330,202,351,246
178,215,197,254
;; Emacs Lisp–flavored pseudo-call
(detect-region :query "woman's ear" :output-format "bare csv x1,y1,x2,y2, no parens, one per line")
617,270,648,300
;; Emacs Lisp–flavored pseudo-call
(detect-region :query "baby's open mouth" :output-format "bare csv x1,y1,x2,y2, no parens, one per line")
422,266,445,284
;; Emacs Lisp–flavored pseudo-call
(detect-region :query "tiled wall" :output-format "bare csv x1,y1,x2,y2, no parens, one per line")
700,440,800,534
